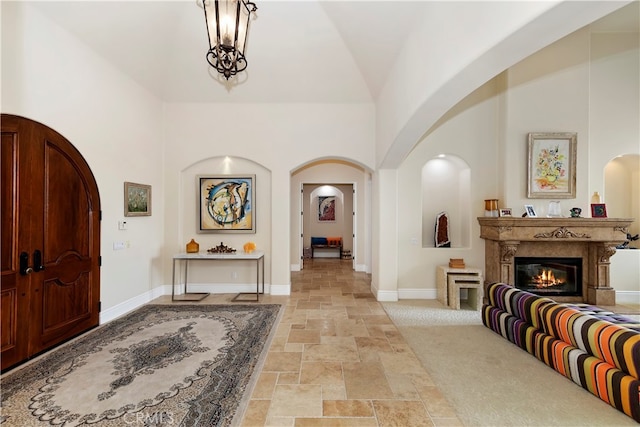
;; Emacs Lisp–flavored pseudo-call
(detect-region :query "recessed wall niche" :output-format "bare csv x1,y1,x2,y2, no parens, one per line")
421,155,471,248
605,153,639,237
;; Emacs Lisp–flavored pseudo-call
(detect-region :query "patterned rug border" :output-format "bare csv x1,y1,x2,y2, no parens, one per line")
1,303,283,427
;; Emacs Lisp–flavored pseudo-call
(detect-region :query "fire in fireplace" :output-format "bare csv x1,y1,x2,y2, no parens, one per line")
514,257,582,296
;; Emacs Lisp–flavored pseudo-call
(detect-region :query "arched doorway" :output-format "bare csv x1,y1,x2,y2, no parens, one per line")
290,158,372,273
1,114,101,371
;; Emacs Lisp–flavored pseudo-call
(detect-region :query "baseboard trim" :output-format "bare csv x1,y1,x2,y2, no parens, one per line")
397,288,437,299
99,285,167,324
269,283,290,295
615,290,640,304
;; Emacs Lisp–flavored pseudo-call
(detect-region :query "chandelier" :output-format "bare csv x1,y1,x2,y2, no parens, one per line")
201,0,258,80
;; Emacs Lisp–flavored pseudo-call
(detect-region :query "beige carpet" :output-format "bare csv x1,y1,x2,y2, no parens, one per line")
382,300,638,427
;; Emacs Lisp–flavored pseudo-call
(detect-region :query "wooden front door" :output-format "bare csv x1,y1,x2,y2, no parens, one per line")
1,114,101,371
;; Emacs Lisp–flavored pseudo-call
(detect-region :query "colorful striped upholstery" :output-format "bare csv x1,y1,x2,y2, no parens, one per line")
539,304,640,379
482,283,640,423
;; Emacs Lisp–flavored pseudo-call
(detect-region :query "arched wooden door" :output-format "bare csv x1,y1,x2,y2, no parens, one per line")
1,114,101,371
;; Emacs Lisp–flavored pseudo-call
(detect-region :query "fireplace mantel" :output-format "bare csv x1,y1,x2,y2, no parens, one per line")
477,217,634,305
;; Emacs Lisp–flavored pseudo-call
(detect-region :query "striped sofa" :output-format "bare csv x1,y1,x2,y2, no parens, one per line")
482,283,640,422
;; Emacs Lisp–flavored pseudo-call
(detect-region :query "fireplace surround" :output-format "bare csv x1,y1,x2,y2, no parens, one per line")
478,217,633,304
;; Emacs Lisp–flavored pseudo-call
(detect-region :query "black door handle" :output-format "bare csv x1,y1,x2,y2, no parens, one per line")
33,250,45,272
19,252,33,275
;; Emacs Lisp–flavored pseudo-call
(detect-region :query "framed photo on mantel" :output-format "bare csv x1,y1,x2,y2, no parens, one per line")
527,132,577,199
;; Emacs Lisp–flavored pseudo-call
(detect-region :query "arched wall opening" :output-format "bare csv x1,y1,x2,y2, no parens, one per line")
290,158,372,273
177,155,273,292
421,154,472,248
604,154,640,239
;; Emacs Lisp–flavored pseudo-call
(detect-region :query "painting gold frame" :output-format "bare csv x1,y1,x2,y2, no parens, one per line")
527,132,577,199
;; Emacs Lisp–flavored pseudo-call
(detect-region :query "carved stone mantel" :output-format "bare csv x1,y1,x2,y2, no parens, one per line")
477,217,634,305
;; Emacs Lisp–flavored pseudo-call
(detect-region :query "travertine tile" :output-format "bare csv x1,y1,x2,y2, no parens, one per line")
372,400,434,427
385,372,420,399
322,399,375,417
302,337,360,362
343,361,394,399
263,351,302,372
335,319,370,337
288,329,321,344
320,383,346,400
299,361,343,385
277,372,300,384
269,384,322,417
252,372,278,399
240,259,463,426
241,399,270,427
304,319,336,336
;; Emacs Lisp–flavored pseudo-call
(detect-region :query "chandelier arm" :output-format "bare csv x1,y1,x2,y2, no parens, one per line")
202,0,214,51
234,0,241,48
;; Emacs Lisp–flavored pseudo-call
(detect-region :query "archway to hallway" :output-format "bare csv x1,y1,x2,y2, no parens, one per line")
290,158,372,274
301,183,354,270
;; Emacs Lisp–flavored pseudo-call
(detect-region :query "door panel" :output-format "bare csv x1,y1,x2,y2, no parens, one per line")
1,126,29,368
1,114,101,371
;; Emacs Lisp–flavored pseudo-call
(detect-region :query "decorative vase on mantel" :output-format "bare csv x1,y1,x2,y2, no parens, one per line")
186,239,199,253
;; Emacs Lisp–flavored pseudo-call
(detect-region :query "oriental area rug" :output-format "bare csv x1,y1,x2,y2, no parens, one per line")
1,304,281,426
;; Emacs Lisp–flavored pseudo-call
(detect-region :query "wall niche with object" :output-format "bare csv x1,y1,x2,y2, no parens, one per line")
421,154,471,248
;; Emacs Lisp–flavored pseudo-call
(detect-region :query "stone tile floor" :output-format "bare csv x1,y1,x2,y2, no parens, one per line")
157,258,638,426
239,258,461,427
162,258,461,426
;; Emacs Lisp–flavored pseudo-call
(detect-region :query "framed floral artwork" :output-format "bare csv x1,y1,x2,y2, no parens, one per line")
198,175,255,233
124,182,151,217
527,132,576,199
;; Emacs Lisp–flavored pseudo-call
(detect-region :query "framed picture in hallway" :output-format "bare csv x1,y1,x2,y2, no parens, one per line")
198,175,255,233
124,182,151,217
527,132,576,199
318,196,336,222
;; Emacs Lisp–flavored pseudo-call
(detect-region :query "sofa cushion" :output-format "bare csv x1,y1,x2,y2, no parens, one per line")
486,283,555,329
311,237,327,245
539,304,640,379
326,237,341,246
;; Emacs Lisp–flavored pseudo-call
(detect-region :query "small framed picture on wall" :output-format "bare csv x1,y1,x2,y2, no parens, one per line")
124,182,151,217
318,196,336,222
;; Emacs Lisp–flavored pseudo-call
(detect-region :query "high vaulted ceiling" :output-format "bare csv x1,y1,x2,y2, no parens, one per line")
30,0,430,103
26,1,640,105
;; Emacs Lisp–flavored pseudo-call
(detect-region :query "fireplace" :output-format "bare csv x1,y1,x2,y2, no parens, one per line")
514,257,582,296
477,217,633,305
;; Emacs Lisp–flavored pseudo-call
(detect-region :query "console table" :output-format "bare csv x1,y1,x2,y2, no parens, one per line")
172,250,265,302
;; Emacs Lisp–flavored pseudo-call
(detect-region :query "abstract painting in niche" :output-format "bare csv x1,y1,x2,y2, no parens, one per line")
199,175,255,233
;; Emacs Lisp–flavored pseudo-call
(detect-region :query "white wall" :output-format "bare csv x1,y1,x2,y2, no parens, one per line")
396,80,500,298
4,2,636,312
392,22,639,300
1,3,166,319
162,103,375,295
